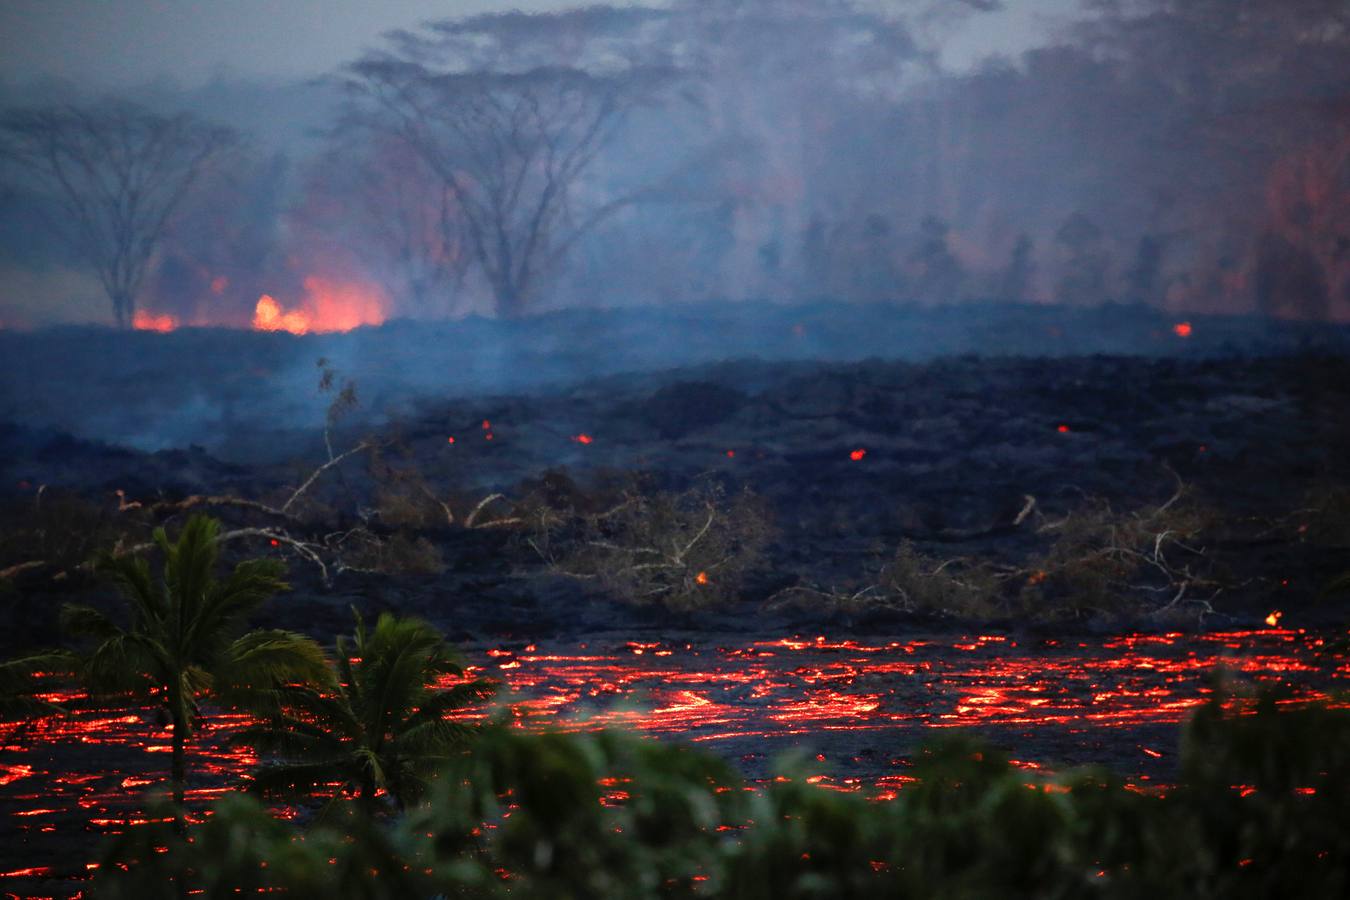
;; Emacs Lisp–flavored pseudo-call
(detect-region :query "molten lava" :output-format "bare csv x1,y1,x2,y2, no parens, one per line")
131,310,178,332
252,276,387,335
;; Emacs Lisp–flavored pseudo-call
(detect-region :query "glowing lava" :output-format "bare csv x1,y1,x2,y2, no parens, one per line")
252,276,387,335
3,628,1345,888
131,310,178,332
1266,610,1283,627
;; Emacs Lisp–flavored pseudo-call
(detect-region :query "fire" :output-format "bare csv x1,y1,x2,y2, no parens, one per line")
1173,322,1193,338
695,571,710,585
1265,610,1283,628
850,448,866,461
253,295,310,334
132,310,178,332
1057,424,1071,434
252,277,387,335
573,434,594,445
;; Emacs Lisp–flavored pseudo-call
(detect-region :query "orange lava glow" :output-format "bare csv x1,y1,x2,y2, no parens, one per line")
1266,610,1283,627
1173,321,1193,338
132,310,178,332
2,628,1345,886
252,277,387,335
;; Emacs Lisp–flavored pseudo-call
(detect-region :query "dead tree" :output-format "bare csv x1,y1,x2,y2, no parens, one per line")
342,59,667,318
0,101,237,327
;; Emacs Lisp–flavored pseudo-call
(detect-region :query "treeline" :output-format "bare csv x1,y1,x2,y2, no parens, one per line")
1,0,1347,326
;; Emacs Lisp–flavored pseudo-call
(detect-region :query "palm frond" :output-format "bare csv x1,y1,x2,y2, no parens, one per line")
0,653,74,718
161,515,221,628
82,632,166,697
212,630,331,709
96,551,165,628
194,558,289,645
59,603,126,643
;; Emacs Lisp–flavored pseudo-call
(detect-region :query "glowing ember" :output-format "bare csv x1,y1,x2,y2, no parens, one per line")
251,276,387,335
1057,424,1071,433
1173,321,1193,338
447,436,456,444
1265,610,1283,628
849,448,866,461
574,434,594,445
695,571,710,585
131,310,178,332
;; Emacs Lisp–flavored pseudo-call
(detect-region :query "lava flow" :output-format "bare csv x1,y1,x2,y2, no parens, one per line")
2,628,1346,890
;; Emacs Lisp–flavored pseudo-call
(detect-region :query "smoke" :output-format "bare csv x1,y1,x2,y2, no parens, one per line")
2,1,1348,329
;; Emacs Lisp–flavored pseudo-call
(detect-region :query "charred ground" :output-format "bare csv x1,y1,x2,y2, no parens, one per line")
2,303,1348,651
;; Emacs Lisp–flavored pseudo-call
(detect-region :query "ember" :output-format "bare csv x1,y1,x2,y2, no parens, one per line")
849,448,866,461
1173,322,1193,338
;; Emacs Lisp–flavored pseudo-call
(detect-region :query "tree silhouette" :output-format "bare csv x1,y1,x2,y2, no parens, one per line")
0,101,237,327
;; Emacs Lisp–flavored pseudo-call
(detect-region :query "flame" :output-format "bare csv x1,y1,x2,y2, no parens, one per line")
1265,610,1283,628
696,571,710,585
573,433,594,445
132,310,178,333
1173,322,1193,338
253,294,310,334
252,276,387,335
850,448,867,461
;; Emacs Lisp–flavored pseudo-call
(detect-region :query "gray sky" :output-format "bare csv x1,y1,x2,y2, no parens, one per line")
0,1,1078,90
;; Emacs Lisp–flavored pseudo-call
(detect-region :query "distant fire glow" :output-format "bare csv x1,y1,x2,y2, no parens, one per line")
1265,610,1283,627
132,310,178,332
252,277,387,335
574,434,594,445
850,448,866,461
1173,322,1193,338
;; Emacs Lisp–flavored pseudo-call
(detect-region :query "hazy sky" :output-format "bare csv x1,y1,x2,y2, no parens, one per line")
0,1,1078,90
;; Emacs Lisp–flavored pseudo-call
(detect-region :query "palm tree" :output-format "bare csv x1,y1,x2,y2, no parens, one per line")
60,515,329,816
240,610,495,815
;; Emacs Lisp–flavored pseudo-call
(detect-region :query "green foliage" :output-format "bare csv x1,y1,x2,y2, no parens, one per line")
239,609,495,814
95,690,1350,898
62,514,329,808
